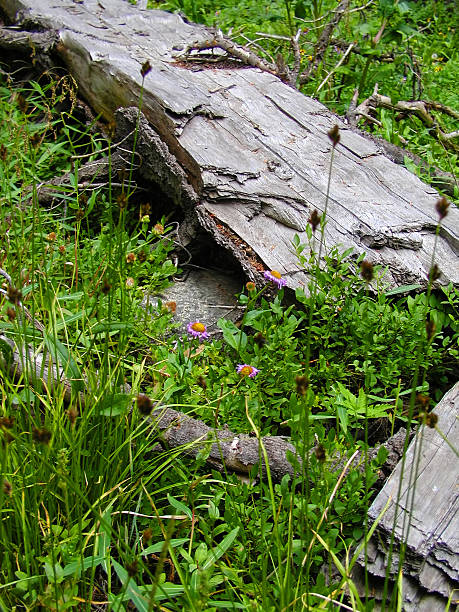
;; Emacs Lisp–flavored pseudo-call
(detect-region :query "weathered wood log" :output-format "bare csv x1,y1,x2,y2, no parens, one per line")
0,0,457,292
353,382,459,611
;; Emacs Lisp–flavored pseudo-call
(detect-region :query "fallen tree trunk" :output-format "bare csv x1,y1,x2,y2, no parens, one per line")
0,0,457,292
354,382,459,611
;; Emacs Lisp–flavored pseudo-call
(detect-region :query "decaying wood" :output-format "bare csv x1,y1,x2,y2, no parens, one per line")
0,0,457,293
353,382,459,611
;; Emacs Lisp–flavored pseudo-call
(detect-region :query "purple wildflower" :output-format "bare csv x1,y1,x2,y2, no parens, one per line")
237,364,260,378
264,269,287,289
187,321,209,340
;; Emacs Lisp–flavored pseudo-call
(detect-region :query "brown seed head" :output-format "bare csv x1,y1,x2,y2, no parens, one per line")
165,301,176,313
0,144,7,162
360,260,374,282
424,412,438,428
141,60,152,78
7,286,22,305
126,252,136,264
6,307,16,322
142,527,153,545
435,197,449,220
138,249,147,263
101,278,112,295
106,120,116,140
314,443,326,462
295,375,308,396
30,132,41,148
308,209,321,232
2,479,12,496
66,407,78,426
32,427,52,445
197,375,207,390
153,223,164,236
254,332,266,348
117,193,128,210
425,319,436,340
140,202,151,218
59,245,66,255
126,559,139,577
136,394,153,416
428,264,441,282
16,94,28,114
0,416,15,429
47,232,57,242
75,208,85,222
416,393,430,409
327,124,340,147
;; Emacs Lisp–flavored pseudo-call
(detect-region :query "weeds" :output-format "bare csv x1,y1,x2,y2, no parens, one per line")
0,17,457,611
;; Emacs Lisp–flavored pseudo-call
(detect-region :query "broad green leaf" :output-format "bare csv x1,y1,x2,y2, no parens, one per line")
91,322,134,334
202,527,240,570
97,393,132,417
141,538,189,556
62,555,104,577
43,332,83,394
167,494,192,520
337,404,348,434
112,560,148,612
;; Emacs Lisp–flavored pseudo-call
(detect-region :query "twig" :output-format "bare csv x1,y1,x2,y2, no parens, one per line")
354,92,459,152
299,0,352,86
316,42,355,93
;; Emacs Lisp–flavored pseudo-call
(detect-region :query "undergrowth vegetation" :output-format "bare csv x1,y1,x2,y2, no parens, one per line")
0,1,458,609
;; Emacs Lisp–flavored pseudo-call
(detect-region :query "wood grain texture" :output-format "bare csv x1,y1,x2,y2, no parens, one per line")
1,0,457,291
354,382,459,610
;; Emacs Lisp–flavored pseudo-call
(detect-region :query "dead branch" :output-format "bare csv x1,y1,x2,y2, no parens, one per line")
354,89,459,152
178,31,280,78
299,0,352,85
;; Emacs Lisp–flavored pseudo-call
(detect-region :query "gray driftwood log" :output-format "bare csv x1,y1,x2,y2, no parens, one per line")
0,0,458,291
354,382,459,611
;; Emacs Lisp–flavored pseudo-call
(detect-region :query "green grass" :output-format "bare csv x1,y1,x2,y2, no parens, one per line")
0,3,458,609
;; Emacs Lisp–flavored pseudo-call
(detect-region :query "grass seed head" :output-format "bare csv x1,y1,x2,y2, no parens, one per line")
141,60,152,78
254,332,266,348
360,260,374,282
327,124,340,147
314,443,326,462
295,375,308,396
425,319,436,340
435,197,449,220
308,209,321,232
0,416,15,428
137,394,154,416
101,277,112,295
7,286,22,305
32,427,52,445
428,263,441,282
